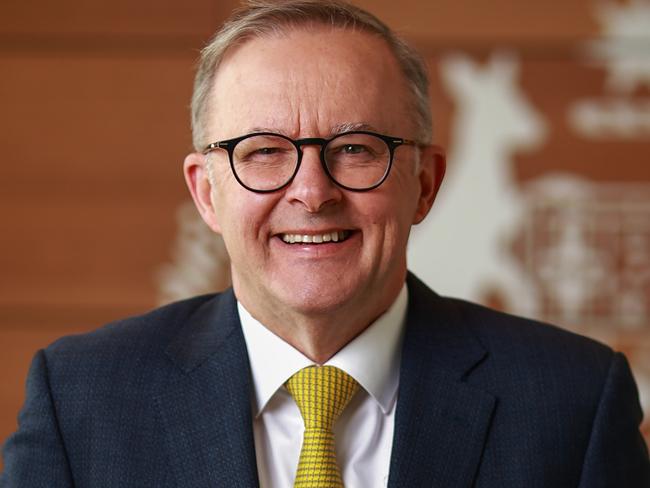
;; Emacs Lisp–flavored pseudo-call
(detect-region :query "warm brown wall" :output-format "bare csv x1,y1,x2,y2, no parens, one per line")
2,0,649,461
0,0,242,459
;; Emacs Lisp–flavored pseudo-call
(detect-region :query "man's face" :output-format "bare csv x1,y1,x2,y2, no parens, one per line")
186,27,442,325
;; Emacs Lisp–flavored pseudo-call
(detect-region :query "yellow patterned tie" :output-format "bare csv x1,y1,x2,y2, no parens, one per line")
285,365,359,488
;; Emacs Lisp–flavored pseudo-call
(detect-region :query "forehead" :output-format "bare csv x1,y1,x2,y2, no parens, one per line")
207,27,413,138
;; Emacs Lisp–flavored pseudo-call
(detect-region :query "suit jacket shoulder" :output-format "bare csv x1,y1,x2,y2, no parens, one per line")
388,273,649,487
46,293,217,363
1,289,259,488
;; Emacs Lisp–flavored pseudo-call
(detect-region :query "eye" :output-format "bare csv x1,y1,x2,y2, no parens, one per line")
234,134,296,163
255,147,282,155
240,145,292,161
341,144,368,155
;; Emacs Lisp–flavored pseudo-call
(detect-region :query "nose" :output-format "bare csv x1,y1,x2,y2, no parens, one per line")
284,146,343,212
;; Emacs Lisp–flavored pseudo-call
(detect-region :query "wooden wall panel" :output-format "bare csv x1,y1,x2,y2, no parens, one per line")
0,56,194,319
356,0,597,43
0,0,233,37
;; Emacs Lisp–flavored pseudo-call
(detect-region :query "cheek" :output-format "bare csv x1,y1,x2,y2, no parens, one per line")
360,175,420,228
210,184,278,241
358,198,410,250
362,194,419,258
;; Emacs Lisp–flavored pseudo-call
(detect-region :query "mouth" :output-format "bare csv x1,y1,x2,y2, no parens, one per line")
279,230,352,244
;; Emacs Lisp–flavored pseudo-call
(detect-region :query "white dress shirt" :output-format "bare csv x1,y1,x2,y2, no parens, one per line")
239,284,408,488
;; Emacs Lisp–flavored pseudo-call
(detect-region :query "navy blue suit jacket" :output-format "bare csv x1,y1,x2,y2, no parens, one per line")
2,274,649,487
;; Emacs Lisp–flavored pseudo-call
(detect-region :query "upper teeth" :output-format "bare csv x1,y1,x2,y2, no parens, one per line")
281,231,349,244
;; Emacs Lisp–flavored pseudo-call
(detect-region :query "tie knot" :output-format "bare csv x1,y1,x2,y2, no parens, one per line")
285,366,359,430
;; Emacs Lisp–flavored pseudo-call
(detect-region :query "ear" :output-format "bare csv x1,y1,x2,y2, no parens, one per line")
183,152,222,234
413,144,446,224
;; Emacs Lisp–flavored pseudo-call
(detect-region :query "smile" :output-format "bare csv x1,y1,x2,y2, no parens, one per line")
280,230,351,244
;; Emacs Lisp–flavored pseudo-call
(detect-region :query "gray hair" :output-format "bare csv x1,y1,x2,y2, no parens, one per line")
190,0,433,151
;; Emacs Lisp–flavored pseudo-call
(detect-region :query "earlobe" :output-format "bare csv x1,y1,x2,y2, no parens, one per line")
413,145,446,224
183,152,222,233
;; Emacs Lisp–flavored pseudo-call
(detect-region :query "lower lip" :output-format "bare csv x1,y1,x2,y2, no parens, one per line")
272,232,359,257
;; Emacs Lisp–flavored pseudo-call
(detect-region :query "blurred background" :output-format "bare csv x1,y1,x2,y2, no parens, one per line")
1,0,649,461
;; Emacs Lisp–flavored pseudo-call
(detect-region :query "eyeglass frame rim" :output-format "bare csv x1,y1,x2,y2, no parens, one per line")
201,130,422,193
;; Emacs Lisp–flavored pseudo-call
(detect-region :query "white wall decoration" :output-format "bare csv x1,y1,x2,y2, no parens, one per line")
156,201,231,304
408,52,546,313
570,0,650,137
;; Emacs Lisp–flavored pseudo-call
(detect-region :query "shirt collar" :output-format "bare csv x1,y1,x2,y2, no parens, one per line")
239,284,407,417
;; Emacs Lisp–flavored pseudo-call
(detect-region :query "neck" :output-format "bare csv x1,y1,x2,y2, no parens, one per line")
276,317,368,364
235,282,403,364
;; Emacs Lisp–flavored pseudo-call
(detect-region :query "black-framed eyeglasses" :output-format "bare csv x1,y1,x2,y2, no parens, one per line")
202,130,418,193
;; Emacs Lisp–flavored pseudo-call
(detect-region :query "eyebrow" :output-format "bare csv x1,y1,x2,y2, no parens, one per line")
330,122,378,135
248,126,282,134
246,123,380,138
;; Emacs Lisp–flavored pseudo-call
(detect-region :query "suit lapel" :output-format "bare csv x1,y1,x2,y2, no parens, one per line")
388,275,496,488
156,290,259,488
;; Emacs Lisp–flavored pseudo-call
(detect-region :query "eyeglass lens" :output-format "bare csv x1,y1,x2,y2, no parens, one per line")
231,133,391,191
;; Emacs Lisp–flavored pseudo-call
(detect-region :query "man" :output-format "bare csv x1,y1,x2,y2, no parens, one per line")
2,1,649,486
